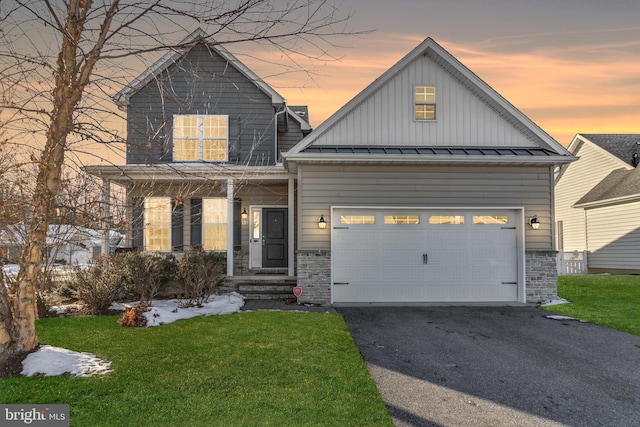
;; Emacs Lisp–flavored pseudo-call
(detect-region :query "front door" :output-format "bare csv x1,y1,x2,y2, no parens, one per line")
262,208,288,268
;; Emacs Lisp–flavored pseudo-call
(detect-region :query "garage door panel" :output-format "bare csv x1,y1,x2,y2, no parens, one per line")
332,209,521,303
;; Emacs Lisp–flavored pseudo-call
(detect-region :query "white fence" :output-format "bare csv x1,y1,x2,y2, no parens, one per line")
557,251,588,275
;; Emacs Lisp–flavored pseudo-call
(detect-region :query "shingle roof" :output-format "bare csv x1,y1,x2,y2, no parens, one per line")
574,167,640,206
581,134,640,167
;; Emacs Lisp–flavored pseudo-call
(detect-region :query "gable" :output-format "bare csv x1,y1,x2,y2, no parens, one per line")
287,37,573,165
304,54,538,148
114,28,284,108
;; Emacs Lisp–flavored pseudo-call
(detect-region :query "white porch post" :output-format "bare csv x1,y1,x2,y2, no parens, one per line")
288,177,295,276
227,178,234,277
101,178,111,262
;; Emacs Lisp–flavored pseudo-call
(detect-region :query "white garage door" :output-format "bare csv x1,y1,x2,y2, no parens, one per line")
332,208,522,303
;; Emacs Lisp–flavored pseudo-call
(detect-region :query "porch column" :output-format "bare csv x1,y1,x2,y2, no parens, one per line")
227,178,234,277
288,178,295,276
101,178,111,262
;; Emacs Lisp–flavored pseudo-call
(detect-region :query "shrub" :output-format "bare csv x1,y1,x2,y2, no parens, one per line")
175,251,225,307
119,252,175,304
74,258,123,314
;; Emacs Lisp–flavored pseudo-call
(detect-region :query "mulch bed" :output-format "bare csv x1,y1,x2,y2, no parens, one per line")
0,349,34,378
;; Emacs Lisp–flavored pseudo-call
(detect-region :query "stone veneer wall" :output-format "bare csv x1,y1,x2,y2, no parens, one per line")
296,250,331,305
296,249,558,305
525,250,558,303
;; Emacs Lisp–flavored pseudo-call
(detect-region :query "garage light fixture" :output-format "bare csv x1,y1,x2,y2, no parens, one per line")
529,215,540,229
318,214,327,229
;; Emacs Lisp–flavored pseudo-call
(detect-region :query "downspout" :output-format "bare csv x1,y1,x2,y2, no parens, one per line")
275,100,287,164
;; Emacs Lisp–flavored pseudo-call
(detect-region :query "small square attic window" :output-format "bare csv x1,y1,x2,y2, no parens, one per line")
415,86,436,120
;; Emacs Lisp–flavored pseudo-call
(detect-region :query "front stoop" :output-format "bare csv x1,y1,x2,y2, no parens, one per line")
224,276,297,300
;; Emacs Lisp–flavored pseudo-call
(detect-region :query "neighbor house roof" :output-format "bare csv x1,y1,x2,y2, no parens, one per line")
573,167,640,208
578,134,640,167
285,37,575,165
113,28,285,108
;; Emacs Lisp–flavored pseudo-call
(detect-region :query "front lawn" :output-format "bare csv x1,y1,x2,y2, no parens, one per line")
542,274,640,337
0,311,392,427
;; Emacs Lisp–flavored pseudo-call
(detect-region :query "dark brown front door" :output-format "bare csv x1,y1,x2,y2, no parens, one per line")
262,208,287,268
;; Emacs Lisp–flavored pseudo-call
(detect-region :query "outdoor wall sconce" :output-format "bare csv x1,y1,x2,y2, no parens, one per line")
241,208,248,220
529,215,540,229
318,214,327,229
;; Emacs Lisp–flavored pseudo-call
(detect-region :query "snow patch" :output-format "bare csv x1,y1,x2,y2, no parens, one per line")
21,345,113,377
20,292,245,377
545,314,586,322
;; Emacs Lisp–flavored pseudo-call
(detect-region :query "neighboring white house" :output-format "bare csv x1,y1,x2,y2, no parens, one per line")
0,224,124,266
555,134,640,273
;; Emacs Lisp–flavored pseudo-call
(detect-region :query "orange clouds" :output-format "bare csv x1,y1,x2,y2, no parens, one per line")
253,31,640,147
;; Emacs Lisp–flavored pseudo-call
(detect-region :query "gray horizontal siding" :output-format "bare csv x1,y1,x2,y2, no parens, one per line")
298,164,553,251
126,44,291,166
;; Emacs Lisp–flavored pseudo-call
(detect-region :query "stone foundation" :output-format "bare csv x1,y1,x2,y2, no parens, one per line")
525,250,558,303
296,250,331,305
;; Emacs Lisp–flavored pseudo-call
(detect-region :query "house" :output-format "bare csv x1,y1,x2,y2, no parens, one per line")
555,134,640,273
87,32,575,305
285,37,575,305
0,224,123,265
86,28,311,284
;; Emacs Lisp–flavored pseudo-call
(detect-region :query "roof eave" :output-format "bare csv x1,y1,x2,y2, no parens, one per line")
573,193,640,209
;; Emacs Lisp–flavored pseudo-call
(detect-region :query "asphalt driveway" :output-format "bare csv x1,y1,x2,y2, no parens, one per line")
339,306,640,427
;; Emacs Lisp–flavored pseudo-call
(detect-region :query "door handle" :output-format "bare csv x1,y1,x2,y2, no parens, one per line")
423,253,428,264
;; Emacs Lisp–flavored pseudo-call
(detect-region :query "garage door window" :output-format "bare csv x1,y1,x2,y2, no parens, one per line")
429,215,464,225
473,215,509,225
384,215,420,225
340,215,376,225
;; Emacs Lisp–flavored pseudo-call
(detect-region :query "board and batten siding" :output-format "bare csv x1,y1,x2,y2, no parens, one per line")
555,141,632,251
586,202,640,271
298,164,554,251
313,55,538,148
126,44,277,166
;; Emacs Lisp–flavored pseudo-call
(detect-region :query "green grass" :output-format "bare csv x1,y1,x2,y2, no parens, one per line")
542,274,640,336
0,311,392,427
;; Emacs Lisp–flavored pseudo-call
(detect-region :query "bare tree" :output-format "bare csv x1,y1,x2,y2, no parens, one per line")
0,0,354,355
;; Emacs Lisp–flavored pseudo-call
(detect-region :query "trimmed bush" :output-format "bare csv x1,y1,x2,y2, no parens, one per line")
74,258,123,314
175,251,225,307
118,252,176,303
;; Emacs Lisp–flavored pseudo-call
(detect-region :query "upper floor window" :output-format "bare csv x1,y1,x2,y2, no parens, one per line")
173,115,228,161
415,86,436,121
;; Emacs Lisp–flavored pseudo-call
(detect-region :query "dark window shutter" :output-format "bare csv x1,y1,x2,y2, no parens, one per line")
131,197,144,248
171,200,184,251
233,198,241,250
190,198,202,248
229,116,241,164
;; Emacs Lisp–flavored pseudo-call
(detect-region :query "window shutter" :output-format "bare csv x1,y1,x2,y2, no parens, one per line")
190,198,202,248
131,197,144,248
229,115,241,163
171,200,184,251
233,198,241,250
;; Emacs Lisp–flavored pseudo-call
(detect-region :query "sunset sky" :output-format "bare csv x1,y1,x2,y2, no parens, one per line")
246,0,640,147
